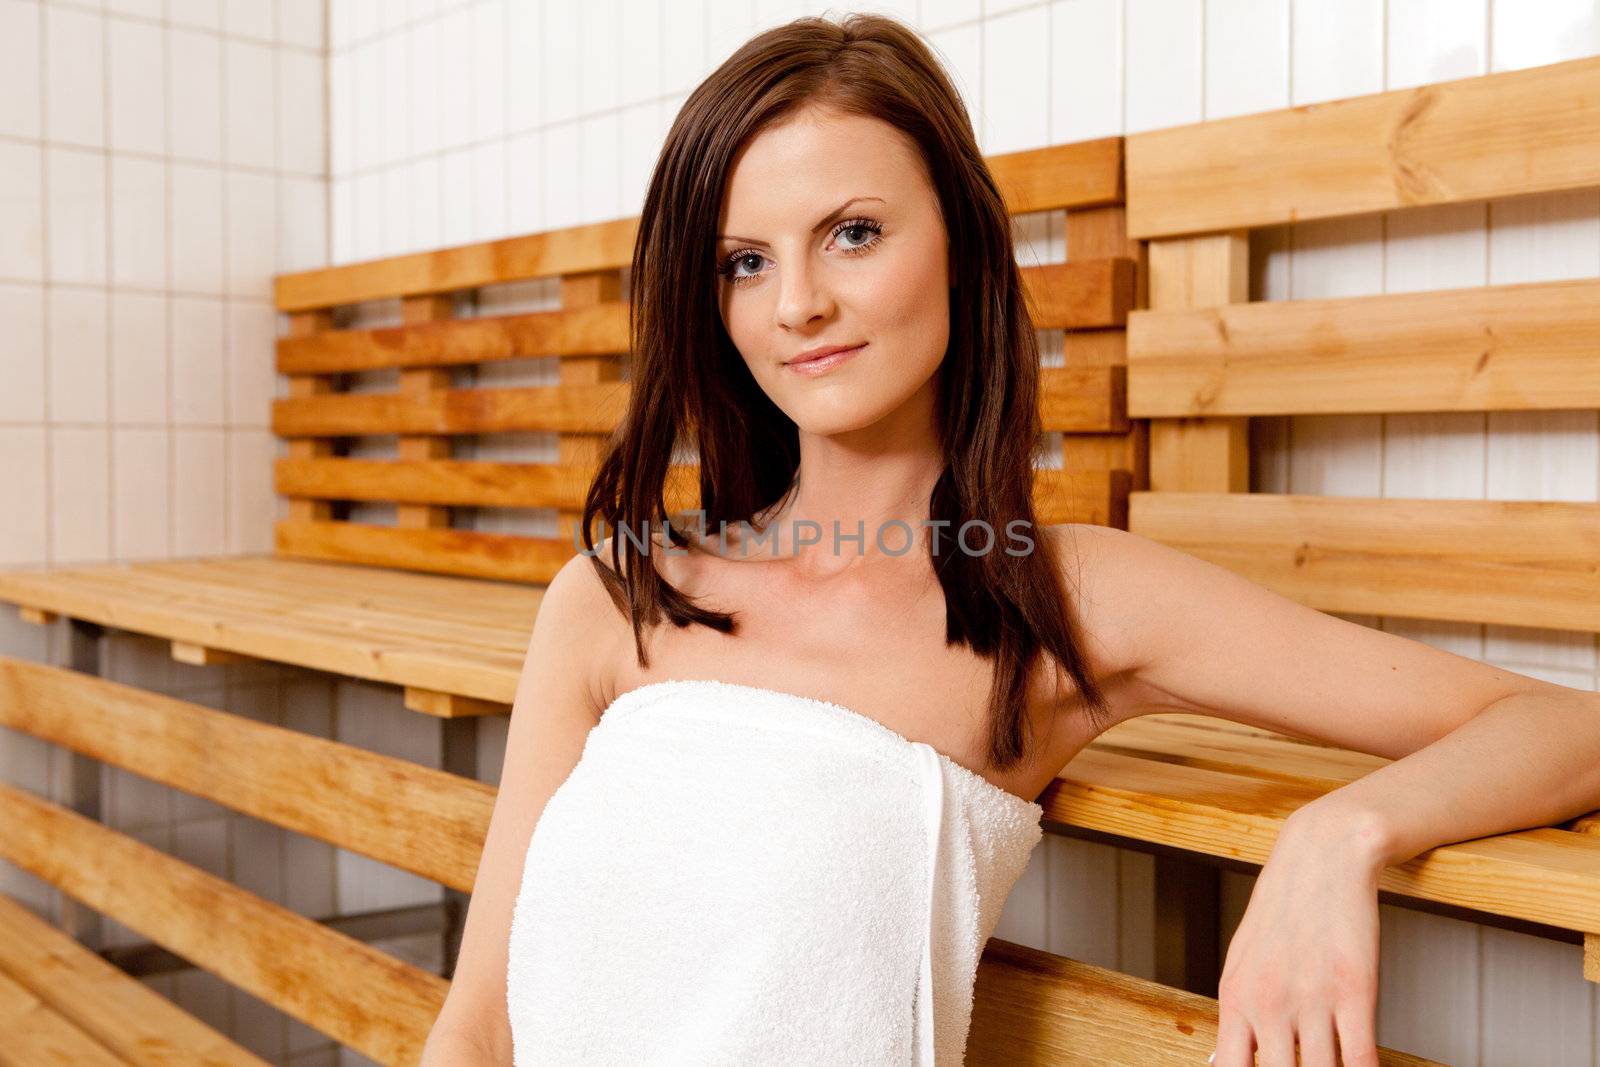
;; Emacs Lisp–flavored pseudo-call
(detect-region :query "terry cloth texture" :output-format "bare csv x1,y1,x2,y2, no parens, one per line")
505,678,1044,1065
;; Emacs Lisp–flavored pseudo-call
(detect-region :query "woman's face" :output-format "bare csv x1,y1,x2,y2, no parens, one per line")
714,104,951,437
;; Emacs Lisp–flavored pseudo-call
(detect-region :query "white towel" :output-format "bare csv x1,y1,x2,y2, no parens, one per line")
506,678,1044,1065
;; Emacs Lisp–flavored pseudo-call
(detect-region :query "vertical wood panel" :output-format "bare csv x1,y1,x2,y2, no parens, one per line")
284,311,337,525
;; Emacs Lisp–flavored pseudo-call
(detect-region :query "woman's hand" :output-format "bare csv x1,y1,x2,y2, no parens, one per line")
1210,804,1390,1067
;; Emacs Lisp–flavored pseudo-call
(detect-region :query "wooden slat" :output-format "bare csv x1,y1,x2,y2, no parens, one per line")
1030,468,1128,529
276,302,629,374
275,519,573,583
284,311,336,526
986,137,1123,215
0,966,126,1067
968,938,1438,1066
1020,258,1136,330
274,216,638,311
0,656,492,892
0,893,269,1067
1128,491,1600,633
0,783,447,1066
1038,365,1126,432
1126,54,1600,239
1128,276,1600,417
1052,746,1600,935
274,456,702,510
0,558,532,703
271,381,630,437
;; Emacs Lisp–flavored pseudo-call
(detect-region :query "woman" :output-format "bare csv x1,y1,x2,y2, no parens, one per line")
421,13,1600,1067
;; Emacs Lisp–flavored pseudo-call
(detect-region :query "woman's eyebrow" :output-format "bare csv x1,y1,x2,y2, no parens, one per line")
718,195,885,245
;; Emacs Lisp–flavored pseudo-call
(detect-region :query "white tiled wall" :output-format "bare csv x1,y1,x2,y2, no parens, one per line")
0,0,344,1062
325,3,1600,1064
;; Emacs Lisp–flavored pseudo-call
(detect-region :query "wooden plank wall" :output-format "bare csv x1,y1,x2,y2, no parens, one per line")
270,138,1140,583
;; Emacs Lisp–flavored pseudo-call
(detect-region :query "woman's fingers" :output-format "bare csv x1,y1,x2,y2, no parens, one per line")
1295,1012,1339,1067
1334,997,1383,1067
1211,1005,1255,1067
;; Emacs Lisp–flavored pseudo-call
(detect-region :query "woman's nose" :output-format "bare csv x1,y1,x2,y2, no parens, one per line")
774,258,834,329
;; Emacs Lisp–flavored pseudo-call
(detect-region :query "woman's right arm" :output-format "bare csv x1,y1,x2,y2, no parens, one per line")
419,547,623,1065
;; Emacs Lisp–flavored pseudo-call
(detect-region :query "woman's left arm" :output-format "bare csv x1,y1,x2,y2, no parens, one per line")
1060,523,1600,1067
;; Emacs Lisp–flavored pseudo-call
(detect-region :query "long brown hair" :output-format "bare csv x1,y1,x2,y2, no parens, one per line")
581,12,1111,771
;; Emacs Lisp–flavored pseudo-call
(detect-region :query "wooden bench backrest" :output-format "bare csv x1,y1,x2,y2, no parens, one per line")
270,137,1138,584
1123,54,1600,633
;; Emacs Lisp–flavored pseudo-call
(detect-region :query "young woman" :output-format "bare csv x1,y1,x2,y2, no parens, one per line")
421,14,1600,1067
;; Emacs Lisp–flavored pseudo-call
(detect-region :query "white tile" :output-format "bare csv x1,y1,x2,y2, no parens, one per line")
169,26,223,163
279,0,326,49
1490,0,1600,72
0,427,49,565
660,0,706,97
542,121,579,230
1384,411,1485,498
1377,907,1480,1064
279,49,328,176
107,0,165,15
375,0,403,35
1049,0,1121,143
407,19,440,158
543,0,579,123
506,129,541,235
578,111,619,224
352,169,383,259
170,295,227,425
1124,0,1202,133
227,301,276,427
1386,0,1487,89
224,0,274,40
0,283,46,423
46,146,108,285
380,30,409,166
226,428,277,553
108,15,165,154
0,1,42,140
112,427,170,560
110,153,167,290
1291,0,1383,104
379,163,411,256
48,287,109,424
507,0,541,131
1383,201,1487,293
329,49,354,176
472,140,506,241
439,5,473,149
438,148,473,248
1203,0,1289,119
45,5,105,148
330,175,354,262
49,426,112,564
405,157,441,252
921,0,980,30
110,291,168,425
982,5,1048,155
1486,409,1600,502
168,0,222,32
619,102,659,220
1486,188,1600,285
1289,413,1383,496
474,0,507,141
0,142,45,282
579,0,619,114
225,38,277,169
705,0,757,74
278,175,328,273
226,170,278,297
329,0,354,50
619,0,660,107
1288,215,1384,299
354,40,381,170
169,162,225,294
926,21,981,144
172,428,228,555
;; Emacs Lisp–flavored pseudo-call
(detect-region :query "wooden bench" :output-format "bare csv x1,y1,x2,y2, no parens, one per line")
0,131,1358,1064
1095,50,1600,999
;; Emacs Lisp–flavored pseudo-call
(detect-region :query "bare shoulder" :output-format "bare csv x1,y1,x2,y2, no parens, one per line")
536,540,636,717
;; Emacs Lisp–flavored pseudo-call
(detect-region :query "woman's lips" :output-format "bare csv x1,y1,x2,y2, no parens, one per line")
786,343,866,375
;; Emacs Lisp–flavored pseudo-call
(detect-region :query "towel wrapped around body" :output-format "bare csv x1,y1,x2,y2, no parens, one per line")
505,678,1044,1065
